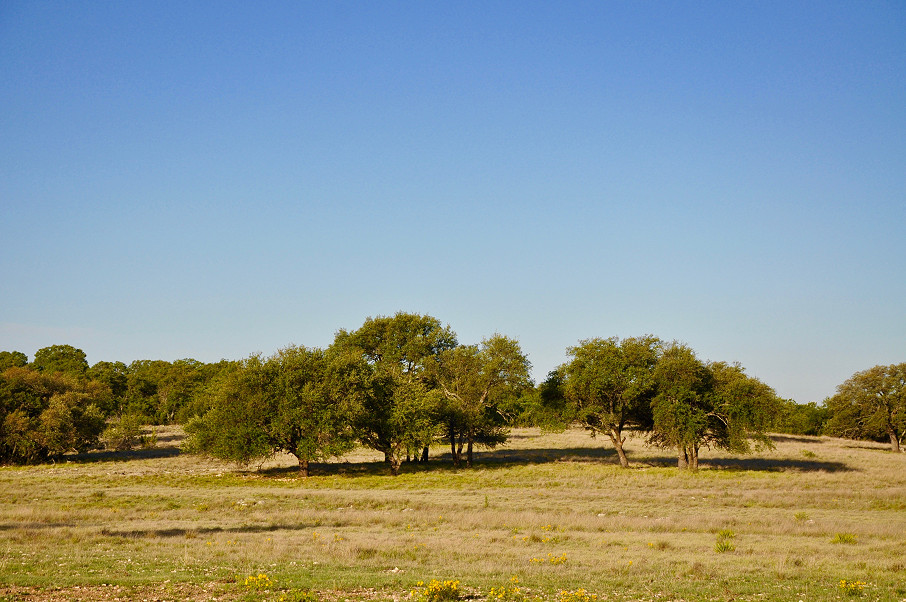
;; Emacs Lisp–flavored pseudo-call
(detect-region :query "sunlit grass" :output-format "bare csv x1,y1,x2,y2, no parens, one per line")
1,427,904,601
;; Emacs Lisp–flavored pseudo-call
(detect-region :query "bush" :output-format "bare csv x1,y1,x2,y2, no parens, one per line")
102,413,154,451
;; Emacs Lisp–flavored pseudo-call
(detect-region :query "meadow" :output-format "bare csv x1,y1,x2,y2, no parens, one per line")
0,427,904,602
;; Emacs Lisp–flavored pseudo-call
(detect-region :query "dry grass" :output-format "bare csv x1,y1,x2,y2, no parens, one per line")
1,427,904,601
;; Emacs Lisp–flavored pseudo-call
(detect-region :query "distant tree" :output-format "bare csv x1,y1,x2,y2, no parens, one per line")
561,336,661,467
0,366,107,463
430,334,532,467
0,351,28,371
826,364,905,452
649,345,779,469
513,370,573,429
185,347,355,476
773,399,829,436
155,359,207,424
330,312,457,475
32,345,88,376
87,361,129,415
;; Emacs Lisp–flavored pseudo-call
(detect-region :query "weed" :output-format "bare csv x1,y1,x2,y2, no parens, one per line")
412,579,460,602
487,576,531,602
558,589,598,602
794,511,809,521
838,579,866,595
715,529,736,553
244,573,272,590
831,533,858,545
716,529,735,539
714,540,735,553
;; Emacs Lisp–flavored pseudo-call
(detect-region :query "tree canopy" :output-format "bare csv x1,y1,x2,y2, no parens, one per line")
826,363,905,452
329,312,457,474
561,336,661,467
430,334,532,467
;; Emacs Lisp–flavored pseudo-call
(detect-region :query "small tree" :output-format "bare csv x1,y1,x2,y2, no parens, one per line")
650,344,780,469
185,348,354,476
561,336,661,467
826,363,905,452
649,344,711,469
431,335,532,467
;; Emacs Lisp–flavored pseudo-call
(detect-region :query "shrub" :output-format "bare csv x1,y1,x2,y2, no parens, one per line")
412,580,460,602
102,413,148,451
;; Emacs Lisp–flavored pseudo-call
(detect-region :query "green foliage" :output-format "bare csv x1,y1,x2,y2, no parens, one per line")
773,399,829,436
32,345,88,376
650,345,780,469
0,351,28,371
714,529,736,553
330,312,457,474
562,336,661,467
86,361,129,415
509,370,573,429
830,533,858,545
102,413,151,451
122,358,225,425
430,334,532,467
0,366,108,463
185,347,355,475
826,363,905,452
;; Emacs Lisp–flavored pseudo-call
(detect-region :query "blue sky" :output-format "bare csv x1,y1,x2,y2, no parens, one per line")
1,1,904,404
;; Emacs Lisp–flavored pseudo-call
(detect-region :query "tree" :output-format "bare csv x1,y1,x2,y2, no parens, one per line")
650,344,715,469
706,361,779,454
268,346,356,475
431,334,532,467
826,364,905,452
183,356,273,466
0,351,28,371
561,336,661,467
0,366,108,463
329,312,457,475
650,344,779,469
773,399,829,436
87,361,129,415
32,345,88,376
184,347,354,475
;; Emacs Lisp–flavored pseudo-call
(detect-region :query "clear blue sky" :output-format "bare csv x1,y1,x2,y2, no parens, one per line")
2,1,904,404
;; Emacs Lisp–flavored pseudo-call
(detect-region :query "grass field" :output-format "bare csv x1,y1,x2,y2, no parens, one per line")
1,427,904,601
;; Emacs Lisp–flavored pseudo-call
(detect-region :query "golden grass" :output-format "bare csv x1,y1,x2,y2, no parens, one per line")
1,427,904,601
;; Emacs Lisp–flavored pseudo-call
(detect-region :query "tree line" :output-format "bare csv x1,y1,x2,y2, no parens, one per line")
1,314,903,467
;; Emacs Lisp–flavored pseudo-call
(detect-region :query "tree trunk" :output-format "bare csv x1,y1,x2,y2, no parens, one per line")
888,427,901,453
466,438,474,468
689,445,699,470
384,451,392,464
609,428,629,468
449,424,460,467
389,454,402,476
298,457,309,478
421,446,429,462
677,446,688,469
